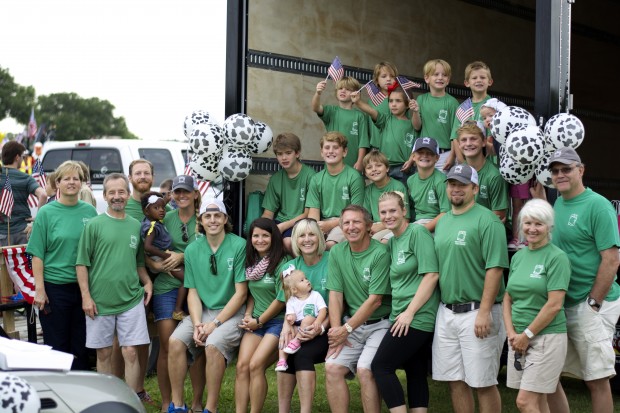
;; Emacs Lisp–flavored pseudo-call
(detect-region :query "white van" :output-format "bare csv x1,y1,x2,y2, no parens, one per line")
40,139,220,213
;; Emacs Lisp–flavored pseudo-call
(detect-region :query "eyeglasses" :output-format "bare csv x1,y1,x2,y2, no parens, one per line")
181,224,189,242
550,165,577,176
210,254,218,275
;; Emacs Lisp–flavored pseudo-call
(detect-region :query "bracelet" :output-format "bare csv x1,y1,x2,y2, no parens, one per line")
523,328,535,339
256,317,263,328
320,325,326,335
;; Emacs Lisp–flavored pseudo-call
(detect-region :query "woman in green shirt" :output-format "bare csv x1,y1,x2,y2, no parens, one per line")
503,199,571,412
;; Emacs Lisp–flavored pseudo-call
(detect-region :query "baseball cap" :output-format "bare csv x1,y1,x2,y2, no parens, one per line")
172,175,196,192
547,148,581,169
199,198,227,216
445,164,479,185
412,137,439,155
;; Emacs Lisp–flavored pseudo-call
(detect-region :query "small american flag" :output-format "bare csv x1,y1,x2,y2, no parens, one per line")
456,98,474,125
183,164,211,199
396,76,422,91
364,81,386,106
3,246,35,304
28,108,37,138
0,174,15,217
27,159,47,208
327,56,344,83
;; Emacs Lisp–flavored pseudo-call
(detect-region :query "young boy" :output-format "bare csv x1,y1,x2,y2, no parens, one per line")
457,122,509,223
451,61,494,164
262,132,316,253
411,59,460,172
306,131,365,249
312,76,370,172
367,62,399,149
159,178,176,209
362,149,409,242
406,137,450,233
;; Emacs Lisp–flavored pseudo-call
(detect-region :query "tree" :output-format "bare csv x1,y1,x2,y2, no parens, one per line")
0,66,36,123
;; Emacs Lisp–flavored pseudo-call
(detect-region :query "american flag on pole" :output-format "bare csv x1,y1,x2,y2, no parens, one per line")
396,76,422,92
2,246,35,304
0,174,15,217
27,159,47,208
455,98,475,125
364,81,386,106
327,56,344,83
183,163,211,199
28,108,37,139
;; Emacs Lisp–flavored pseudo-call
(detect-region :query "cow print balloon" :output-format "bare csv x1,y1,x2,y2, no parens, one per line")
499,145,535,185
184,110,211,139
247,121,274,154
505,124,545,165
219,146,252,182
189,123,224,157
190,152,221,182
543,113,585,151
534,151,555,188
0,373,41,413
491,106,536,145
223,113,256,149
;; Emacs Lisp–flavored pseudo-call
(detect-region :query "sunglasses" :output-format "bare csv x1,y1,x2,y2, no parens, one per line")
210,254,218,275
514,352,530,372
550,166,577,176
181,224,189,243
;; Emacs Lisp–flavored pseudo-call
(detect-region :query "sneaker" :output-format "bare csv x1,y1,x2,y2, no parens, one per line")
168,402,188,413
507,239,519,251
283,338,301,355
517,240,528,250
172,310,187,321
137,390,156,406
274,359,288,372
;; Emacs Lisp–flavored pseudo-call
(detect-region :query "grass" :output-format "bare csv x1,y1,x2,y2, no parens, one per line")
142,362,618,412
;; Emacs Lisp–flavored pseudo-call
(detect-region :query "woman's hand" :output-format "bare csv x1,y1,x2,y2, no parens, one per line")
510,332,530,354
162,251,183,273
279,323,294,349
34,287,48,310
298,325,320,342
390,312,413,337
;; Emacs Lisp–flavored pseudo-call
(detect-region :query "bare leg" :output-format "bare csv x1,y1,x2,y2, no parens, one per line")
325,363,351,413
122,345,141,392
585,378,614,413
516,389,543,413
136,343,149,390
357,367,381,413
546,382,569,413
277,372,296,413
205,344,226,413
448,381,474,413
476,385,501,413
248,335,279,413
168,337,189,408
190,352,205,412
156,319,178,411
96,346,113,375
235,333,259,413
111,336,124,378
296,370,316,413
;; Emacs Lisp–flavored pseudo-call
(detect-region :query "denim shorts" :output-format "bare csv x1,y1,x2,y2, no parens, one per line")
251,318,284,338
153,289,179,322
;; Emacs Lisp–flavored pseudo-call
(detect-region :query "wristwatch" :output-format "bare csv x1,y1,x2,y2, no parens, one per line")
256,317,264,328
587,297,601,311
343,323,353,334
213,319,222,327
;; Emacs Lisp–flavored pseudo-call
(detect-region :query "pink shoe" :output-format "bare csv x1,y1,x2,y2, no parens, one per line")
274,359,288,372
283,338,301,354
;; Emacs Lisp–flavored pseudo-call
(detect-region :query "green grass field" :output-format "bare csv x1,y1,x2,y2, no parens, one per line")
142,362,619,412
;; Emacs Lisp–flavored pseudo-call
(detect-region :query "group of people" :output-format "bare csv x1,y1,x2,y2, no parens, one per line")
0,55,618,413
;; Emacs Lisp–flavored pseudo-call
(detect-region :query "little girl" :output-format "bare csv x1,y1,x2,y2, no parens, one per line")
140,191,187,320
275,268,327,372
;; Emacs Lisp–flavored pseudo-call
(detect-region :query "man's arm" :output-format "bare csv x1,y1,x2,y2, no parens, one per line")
137,266,153,306
589,247,620,304
76,264,97,319
34,187,47,210
475,267,503,338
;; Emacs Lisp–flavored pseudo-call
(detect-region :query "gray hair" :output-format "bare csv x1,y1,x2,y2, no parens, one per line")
518,199,555,237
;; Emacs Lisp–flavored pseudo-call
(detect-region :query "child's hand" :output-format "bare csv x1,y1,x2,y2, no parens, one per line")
408,99,419,113
350,91,360,104
316,81,327,95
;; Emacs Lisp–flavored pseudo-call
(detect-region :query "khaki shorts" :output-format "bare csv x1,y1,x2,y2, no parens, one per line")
171,306,245,363
507,333,567,393
326,225,345,244
562,297,620,381
432,303,505,388
325,318,389,378
85,299,150,348
371,228,393,242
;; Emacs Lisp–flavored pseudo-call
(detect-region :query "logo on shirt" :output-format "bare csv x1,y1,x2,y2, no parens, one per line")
299,188,306,202
455,230,467,246
350,122,358,136
342,186,350,200
530,264,544,279
405,133,415,148
363,267,371,283
428,190,437,204
397,250,406,265
303,304,316,317
479,185,488,199
129,235,138,249
263,274,275,284
227,257,234,271
82,218,90,226
568,214,578,226
438,109,448,124
321,277,327,291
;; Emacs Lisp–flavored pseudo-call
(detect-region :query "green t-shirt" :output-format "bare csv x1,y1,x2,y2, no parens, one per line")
184,233,246,309
262,164,316,222
76,213,146,315
407,169,450,220
374,112,417,165
153,210,200,295
552,188,620,307
248,258,288,319
368,98,390,149
471,160,509,212
327,239,391,320
434,204,509,304
363,178,409,222
417,93,460,149
0,168,40,234
388,224,440,332
506,243,571,335
26,201,98,284
305,165,365,219
320,105,370,168
450,96,491,140
282,252,330,303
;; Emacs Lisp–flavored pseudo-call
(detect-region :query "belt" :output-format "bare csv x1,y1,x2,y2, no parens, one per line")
363,316,388,325
444,302,480,313
438,148,450,154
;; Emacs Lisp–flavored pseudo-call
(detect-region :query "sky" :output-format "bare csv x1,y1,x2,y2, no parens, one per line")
0,0,227,141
